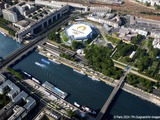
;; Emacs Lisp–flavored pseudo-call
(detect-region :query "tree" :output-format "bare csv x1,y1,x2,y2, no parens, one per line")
72,41,82,49
68,110,76,118
153,48,159,57
125,57,131,62
146,2,151,6
131,37,138,44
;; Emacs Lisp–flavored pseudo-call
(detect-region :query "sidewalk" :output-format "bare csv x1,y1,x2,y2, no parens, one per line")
112,59,138,70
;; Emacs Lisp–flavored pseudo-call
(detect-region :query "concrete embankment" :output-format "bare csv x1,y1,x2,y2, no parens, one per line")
0,27,8,34
0,27,16,39
123,83,160,107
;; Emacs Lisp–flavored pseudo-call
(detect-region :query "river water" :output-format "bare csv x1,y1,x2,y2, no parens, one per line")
0,33,23,59
12,52,160,120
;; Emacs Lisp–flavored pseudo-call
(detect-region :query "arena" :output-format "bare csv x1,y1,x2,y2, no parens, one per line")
65,23,94,40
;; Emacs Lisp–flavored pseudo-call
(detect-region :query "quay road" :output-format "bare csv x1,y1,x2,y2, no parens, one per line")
95,66,131,120
0,15,73,72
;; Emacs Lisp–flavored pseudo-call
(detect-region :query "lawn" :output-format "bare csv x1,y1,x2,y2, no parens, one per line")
112,52,121,60
141,40,147,47
63,34,69,42
62,30,65,36
105,34,121,45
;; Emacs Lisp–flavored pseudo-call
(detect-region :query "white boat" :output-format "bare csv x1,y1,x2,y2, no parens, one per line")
90,71,94,74
73,68,86,75
82,68,86,71
88,75,93,79
1,32,6,36
32,77,40,84
35,62,45,67
22,71,31,78
74,102,80,107
48,58,61,64
92,76,101,81
94,73,98,75
82,106,96,114
88,75,100,81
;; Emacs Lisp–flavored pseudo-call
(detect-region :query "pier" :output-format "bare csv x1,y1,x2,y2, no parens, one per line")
95,65,131,120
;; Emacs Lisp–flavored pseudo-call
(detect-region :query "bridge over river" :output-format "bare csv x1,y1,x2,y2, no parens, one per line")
95,65,131,120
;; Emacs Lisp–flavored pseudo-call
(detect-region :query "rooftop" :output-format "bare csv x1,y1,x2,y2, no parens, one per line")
8,105,26,120
24,96,36,111
13,91,28,103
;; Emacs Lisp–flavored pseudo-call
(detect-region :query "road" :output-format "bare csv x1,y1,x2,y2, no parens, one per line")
112,59,138,71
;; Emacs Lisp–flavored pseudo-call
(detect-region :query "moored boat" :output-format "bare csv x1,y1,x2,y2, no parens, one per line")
73,68,86,75
48,58,61,64
1,32,6,36
22,71,31,78
32,77,40,84
41,58,50,64
82,106,96,114
74,102,80,107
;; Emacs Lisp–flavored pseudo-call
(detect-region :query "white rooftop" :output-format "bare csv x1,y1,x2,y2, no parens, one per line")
66,23,93,40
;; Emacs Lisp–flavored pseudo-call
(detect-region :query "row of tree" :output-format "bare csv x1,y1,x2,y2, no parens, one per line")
127,73,158,93
47,30,60,43
140,11,160,16
7,67,24,80
0,24,15,36
147,37,154,51
0,16,11,25
60,53,76,62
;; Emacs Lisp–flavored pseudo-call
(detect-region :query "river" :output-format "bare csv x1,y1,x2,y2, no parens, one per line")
0,33,23,59
12,51,160,120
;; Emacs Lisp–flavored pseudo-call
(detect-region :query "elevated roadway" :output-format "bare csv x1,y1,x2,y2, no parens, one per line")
95,66,131,120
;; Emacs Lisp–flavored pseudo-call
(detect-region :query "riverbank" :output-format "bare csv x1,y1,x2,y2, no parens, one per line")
0,27,16,40
38,49,160,108
123,83,160,107
23,78,95,119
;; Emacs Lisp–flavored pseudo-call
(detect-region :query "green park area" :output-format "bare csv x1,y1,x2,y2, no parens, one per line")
112,37,160,81
133,37,160,80
112,42,137,61
105,34,121,45
62,30,69,42
63,34,69,42
127,73,159,93
7,67,24,80
47,30,60,43
84,44,123,79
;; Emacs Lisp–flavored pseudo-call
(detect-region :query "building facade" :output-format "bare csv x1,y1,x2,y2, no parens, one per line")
2,9,18,22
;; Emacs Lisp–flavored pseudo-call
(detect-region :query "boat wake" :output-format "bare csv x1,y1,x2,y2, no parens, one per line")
35,62,46,68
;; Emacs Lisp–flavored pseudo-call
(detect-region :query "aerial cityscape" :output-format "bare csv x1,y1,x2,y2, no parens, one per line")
0,0,160,120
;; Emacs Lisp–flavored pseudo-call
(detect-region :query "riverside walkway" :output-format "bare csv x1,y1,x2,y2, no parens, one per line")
95,66,131,120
